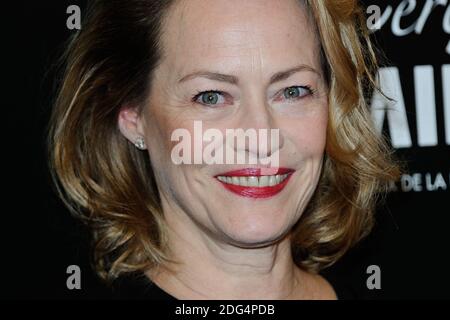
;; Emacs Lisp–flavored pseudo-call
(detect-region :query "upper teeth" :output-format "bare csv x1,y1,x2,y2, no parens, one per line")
216,174,289,187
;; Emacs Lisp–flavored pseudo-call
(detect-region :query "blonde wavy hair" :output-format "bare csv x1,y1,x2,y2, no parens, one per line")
48,0,401,282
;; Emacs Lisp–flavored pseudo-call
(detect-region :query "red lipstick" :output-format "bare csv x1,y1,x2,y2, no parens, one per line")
215,168,295,199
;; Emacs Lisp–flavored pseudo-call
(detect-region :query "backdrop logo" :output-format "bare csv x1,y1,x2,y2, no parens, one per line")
390,171,449,192
171,121,280,168
371,65,450,193
367,0,450,54
371,65,450,148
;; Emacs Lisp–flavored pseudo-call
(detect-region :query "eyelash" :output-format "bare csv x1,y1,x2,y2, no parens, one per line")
191,86,315,106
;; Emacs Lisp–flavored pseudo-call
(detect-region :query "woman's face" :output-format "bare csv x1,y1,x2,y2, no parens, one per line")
139,0,328,246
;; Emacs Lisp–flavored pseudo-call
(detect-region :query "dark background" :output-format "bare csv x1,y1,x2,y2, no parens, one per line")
3,0,449,299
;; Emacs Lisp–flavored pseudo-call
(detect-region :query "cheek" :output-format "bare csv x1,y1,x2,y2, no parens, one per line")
143,109,202,198
144,107,193,163
143,111,195,199
283,107,328,156
140,117,183,200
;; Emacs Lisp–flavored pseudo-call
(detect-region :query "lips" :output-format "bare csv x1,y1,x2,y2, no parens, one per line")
214,168,295,199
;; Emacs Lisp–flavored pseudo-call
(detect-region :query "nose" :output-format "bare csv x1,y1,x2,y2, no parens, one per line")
230,96,285,162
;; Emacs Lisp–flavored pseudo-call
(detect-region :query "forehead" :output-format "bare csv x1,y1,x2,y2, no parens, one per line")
160,0,320,78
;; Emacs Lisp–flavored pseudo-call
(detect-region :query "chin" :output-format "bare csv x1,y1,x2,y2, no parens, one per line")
221,214,292,247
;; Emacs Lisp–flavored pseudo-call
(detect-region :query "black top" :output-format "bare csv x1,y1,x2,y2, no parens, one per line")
112,272,358,300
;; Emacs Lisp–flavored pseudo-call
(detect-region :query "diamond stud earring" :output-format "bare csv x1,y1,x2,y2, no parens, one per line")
134,136,146,150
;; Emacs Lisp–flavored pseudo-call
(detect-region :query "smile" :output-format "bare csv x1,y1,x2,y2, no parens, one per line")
215,168,295,199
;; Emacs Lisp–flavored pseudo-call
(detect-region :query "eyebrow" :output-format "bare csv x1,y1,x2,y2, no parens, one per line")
178,65,319,85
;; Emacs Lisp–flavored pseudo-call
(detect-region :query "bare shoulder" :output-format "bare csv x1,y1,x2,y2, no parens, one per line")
312,273,338,300
300,271,338,300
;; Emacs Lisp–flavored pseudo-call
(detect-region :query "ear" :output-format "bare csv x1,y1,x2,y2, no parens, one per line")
117,106,145,144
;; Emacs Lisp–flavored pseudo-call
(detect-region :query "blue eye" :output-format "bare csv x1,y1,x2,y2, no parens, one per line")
283,86,312,100
192,86,313,107
193,90,226,106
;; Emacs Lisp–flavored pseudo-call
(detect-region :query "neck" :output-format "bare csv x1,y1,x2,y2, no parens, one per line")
146,200,311,300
